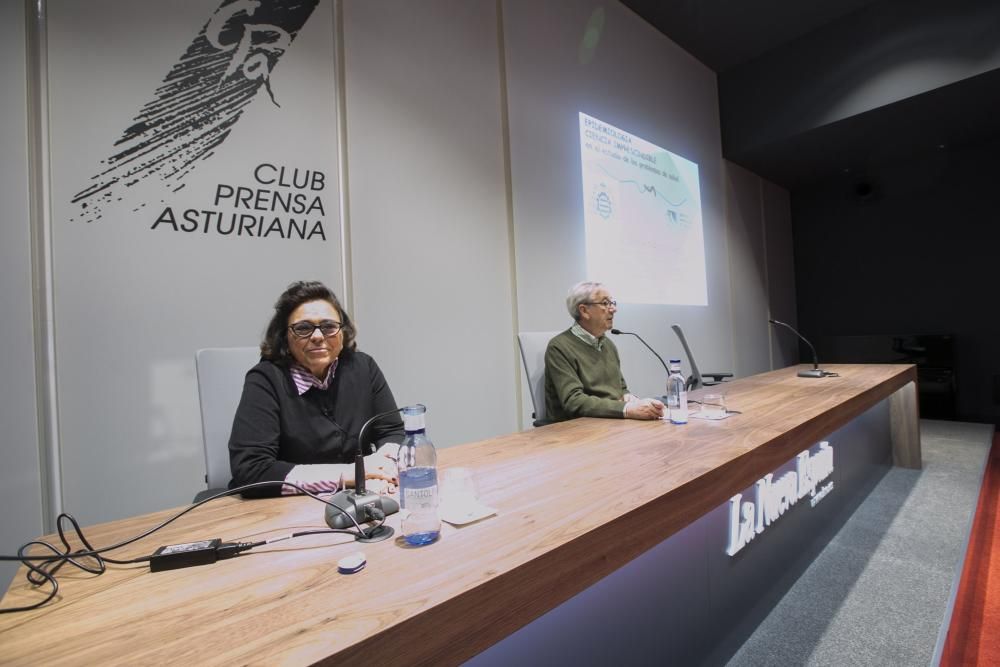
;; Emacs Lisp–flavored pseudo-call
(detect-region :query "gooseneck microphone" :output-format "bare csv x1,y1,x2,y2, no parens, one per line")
768,319,834,378
610,329,670,376
324,407,404,542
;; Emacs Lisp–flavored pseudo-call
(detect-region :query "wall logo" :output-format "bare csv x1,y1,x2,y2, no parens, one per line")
151,162,327,240
71,0,320,232
594,187,613,219
725,441,835,557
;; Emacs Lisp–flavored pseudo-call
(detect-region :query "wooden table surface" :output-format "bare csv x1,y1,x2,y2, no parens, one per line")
0,364,917,666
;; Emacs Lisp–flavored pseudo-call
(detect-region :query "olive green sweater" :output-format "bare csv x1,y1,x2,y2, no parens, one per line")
544,328,629,422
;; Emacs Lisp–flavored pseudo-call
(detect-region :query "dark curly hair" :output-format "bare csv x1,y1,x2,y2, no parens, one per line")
260,281,357,365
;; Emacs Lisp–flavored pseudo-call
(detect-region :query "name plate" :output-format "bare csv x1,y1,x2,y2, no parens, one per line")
726,441,835,556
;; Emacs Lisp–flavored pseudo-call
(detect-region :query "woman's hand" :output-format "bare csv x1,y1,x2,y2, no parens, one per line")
283,445,400,496
363,477,397,495
283,463,351,494
364,443,400,486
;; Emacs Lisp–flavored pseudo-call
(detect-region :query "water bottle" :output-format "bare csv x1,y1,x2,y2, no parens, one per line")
398,404,440,546
666,359,688,424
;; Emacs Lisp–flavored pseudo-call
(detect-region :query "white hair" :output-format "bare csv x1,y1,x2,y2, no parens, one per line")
566,281,604,321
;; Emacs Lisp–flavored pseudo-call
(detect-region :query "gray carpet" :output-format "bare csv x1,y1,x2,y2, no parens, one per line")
726,419,995,667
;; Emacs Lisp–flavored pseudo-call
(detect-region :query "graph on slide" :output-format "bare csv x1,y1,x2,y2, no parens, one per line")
579,112,707,306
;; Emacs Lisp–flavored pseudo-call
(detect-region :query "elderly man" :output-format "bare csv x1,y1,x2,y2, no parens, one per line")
544,281,665,422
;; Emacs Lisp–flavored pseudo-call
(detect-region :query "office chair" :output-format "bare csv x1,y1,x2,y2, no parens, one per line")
517,331,559,427
671,325,732,391
194,347,261,502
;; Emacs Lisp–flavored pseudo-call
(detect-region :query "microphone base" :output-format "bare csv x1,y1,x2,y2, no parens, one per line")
324,490,400,534
356,525,395,543
797,368,828,378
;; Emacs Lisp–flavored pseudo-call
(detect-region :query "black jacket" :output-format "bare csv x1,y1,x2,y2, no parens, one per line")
228,351,404,497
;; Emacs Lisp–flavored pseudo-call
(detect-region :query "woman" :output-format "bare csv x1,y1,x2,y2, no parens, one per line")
229,281,403,498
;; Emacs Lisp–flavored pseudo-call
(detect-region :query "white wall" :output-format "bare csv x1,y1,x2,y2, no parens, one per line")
504,0,734,402
726,162,771,377
44,0,344,522
0,0,43,590
343,0,518,447
762,180,798,368
725,161,799,374
0,0,796,539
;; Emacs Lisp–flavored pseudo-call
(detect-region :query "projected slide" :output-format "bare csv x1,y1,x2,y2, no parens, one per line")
579,113,707,305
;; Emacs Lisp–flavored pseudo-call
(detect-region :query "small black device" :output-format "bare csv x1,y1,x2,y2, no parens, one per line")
149,539,222,572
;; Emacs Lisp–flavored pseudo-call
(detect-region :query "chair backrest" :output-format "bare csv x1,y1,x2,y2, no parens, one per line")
517,331,559,424
195,347,261,490
671,325,705,391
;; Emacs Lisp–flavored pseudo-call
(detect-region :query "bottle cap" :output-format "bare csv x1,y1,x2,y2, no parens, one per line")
402,404,427,432
403,413,425,432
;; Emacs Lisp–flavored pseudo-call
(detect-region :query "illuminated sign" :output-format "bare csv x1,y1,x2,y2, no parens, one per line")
726,441,834,557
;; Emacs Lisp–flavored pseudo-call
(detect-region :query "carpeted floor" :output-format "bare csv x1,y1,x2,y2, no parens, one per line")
725,419,994,666
939,431,1000,666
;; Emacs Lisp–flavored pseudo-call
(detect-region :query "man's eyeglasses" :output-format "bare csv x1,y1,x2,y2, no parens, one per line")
288,320,343,338
585,299,617,308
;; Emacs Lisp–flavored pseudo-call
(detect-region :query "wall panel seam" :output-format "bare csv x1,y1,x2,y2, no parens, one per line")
760,178,774,370
334,0,352,310
25,0,62,532
496,0,523,424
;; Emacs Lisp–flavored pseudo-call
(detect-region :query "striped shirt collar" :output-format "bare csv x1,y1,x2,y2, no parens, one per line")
289,359,338,395
571,323,605,351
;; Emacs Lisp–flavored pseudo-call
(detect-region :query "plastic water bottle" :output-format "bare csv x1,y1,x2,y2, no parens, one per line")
666,359,688,424
398,404,440,546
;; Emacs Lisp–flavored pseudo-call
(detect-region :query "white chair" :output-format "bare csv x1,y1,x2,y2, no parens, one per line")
194,347,261,501
517,331,559,427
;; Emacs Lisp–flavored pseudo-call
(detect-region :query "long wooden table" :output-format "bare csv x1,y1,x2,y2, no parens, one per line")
0,364,918,665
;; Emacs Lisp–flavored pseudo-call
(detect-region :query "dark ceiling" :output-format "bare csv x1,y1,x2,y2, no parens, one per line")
619,0,1000,190
620,0,883,73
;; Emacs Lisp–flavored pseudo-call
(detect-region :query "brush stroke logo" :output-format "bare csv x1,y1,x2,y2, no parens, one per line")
72,0,320,223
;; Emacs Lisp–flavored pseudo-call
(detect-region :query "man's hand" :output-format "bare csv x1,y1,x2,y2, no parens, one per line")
625,397,666,420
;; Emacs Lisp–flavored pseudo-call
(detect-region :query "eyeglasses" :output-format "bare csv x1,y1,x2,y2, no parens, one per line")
585,299,617,308
288,320,343,338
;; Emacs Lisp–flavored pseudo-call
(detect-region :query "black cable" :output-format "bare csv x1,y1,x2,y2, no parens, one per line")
357,407,406,456
0,481,365,562
0,480,375,613
363,509,388,540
